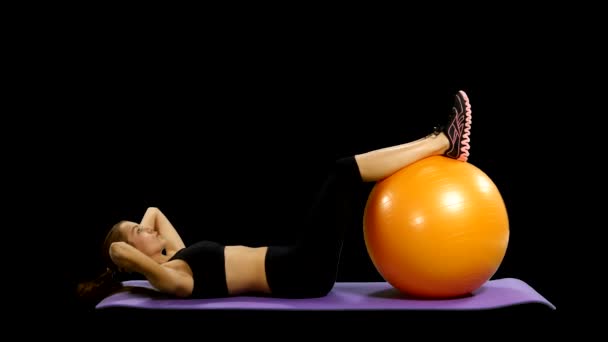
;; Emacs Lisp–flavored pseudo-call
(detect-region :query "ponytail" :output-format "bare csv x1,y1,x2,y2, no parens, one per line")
76,268,124,307
78,220,132,308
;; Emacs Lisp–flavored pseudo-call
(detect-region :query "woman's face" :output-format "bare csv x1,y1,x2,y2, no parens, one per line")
119,221,166,256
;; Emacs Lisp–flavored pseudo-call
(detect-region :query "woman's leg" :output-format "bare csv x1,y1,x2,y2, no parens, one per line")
264,157,366,298
355,130,448,182
265,90,472,298
356,90,472,181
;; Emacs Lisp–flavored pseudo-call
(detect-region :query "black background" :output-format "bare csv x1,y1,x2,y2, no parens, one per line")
12,10,593,335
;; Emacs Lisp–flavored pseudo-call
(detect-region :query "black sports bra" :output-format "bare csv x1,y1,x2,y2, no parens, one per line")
169,240,229,298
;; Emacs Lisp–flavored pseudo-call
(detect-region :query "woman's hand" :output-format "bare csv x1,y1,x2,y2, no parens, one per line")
109,241,137,272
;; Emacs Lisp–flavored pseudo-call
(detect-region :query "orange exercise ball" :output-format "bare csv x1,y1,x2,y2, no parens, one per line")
363,156,510,299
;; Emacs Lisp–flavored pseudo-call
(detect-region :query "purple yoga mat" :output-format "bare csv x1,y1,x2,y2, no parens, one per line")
96,278,555,311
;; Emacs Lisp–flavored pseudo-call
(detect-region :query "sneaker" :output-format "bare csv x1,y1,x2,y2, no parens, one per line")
435,90,472,162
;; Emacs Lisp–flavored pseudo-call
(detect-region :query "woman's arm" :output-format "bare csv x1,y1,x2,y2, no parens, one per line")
109,241,192,297
140,207,186,253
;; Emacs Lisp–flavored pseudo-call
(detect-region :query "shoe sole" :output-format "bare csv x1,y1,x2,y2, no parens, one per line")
457,90,472,162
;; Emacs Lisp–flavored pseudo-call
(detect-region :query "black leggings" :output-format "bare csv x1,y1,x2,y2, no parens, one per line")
265,156,364,298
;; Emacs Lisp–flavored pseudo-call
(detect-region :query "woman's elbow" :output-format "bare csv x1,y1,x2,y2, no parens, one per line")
173,284,192,298
154,277,192,298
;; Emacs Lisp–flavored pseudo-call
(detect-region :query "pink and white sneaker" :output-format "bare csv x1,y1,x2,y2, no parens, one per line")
436,90,472,162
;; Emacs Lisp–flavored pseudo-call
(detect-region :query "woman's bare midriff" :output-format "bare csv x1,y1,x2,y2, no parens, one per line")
224,245,271,295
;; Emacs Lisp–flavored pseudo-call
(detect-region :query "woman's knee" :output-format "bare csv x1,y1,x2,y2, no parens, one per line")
334,156,361,178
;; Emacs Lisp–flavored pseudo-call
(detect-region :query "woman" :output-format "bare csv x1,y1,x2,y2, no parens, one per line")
78,90,472,302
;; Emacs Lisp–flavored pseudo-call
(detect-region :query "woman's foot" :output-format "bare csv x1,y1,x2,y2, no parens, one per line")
434,90,472,162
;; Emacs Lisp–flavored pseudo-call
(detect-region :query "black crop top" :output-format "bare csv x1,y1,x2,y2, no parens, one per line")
169,240,229,298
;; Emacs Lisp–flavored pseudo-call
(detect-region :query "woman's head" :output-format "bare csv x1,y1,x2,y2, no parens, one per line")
102,220,166,271
77,220,166,305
